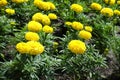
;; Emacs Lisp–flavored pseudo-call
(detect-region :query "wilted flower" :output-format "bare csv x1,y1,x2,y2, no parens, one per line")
78,30,92,40
5,8,15,15
100,8,113,17
68,40,86,54
25,32,40,41
27,21,42,32
90,2,102,10
70,4,83,13
71,21,83,30
43,25,53,33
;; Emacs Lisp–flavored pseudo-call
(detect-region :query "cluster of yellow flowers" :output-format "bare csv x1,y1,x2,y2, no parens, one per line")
65,21,92,40
32,12,57,26
16,20,45,55
68,40,86,54
90,1,120,17
0,0,7,7
16,1,59,55
34,0,56,11
70,3,83,13
104,0,116,5
5,8,15,15
16,21,44,55
12,0,28,3
16,41,44,55
65,21,92,54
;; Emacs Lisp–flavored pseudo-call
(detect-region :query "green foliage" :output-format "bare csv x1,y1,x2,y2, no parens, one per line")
0,0,120,80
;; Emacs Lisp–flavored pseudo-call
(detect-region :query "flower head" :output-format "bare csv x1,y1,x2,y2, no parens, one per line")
85,26,92,32
104,0,116,5
5,8,15,15
68,40,86,54
32,12,43,22
0,0,8,7
43,25,53,33
12,0,28,3
70,4,83,13
78,30,92,40
47,2,56,10
27,41,44,55
65,21,72,26
41,15,51,25
114,10,120,16
71,21,83,30
48,13,57,20
27,21,42,32
16,42,31,54
100,8,113,17
90,3,102,10
25,32,40,41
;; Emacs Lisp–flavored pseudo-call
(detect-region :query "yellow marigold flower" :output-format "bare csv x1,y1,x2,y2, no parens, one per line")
114,10,120,16
27,21,42,32
68,40,86,54
65,21,72,26
16,42,31,54
27,41,44,55
104,0,116,5
41,15,51,25
78,30,92,40
25,32,40,41
5,8,15,15
43,25,53,33
32,12,43,22
117,1,120,5
85,26,92,32
100,8,113,17
0,0,8,6
12,0,26,3
41,2,50,10
71,21,83,30
37,1,50,10
48,13,57,20
70,4,83,13
47,2,56,10
34,0,40,6
90,3,102,10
